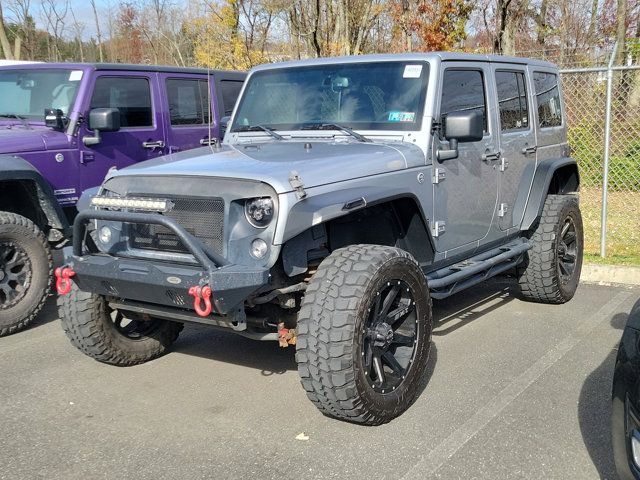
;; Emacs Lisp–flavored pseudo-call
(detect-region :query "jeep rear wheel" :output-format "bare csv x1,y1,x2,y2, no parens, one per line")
0,212,53,336
57,284,183,366
296,245,432,425
517,194,583,304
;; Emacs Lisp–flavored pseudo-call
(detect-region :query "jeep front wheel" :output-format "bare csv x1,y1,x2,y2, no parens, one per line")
296,245,433,425
57,284,183,366
517,194,583,304
0,212,53,336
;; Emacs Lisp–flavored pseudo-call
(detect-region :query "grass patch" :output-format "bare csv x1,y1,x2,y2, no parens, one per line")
579,187,640,264
584,252,640,266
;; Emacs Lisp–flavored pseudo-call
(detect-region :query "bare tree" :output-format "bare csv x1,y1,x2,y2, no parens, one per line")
90,0,104,62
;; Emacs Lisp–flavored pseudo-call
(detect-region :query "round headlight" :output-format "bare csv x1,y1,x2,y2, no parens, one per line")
98,226,112,244
250,238,268,259
245,197,274,228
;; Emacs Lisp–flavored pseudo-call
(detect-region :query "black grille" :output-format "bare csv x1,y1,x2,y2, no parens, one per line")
130,197,224,254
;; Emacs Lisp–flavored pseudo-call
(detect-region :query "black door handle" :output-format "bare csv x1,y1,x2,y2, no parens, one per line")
482,151,501,162
521,145,537,155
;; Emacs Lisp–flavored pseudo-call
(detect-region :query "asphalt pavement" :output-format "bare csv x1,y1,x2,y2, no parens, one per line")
1,276,638,480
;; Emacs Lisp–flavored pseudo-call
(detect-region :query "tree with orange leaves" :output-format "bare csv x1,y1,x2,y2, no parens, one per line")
390,0,473,52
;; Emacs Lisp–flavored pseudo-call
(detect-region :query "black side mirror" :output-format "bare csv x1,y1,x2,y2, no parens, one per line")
83,108,121,146
44,108,66,130
436,111,484,161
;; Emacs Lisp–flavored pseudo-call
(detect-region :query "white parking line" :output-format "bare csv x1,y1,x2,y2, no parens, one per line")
401,290,633,479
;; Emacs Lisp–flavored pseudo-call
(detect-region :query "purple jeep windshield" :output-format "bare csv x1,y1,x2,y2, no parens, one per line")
0,68,82,120
231,61,429,133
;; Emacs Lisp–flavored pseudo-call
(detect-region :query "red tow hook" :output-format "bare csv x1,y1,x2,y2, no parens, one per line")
55,267,76,295
188,285,213,317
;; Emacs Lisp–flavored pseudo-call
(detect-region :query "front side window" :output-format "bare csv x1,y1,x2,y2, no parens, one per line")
533,72,562,128
496,70,529,131
440,69,488,132
90,76,152,128
0,68,82,120
220,80,243,116
231,61,429,132
166,78,210,126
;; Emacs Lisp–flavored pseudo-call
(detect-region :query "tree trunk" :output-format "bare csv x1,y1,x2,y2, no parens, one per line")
536,0,548,50
615,0,627,65
0,1,14,60
587,0,598,44
494,0,512,54
90,0,104,62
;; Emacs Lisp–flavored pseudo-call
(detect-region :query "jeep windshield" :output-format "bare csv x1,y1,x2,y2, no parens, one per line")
231,61,429,134
0,68,83,121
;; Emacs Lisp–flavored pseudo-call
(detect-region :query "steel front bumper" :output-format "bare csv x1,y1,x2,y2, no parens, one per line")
63,210,269,316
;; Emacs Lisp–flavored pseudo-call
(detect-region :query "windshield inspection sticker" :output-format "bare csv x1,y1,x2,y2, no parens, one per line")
69,70,83,81
388,111,416,122
403,64,423,78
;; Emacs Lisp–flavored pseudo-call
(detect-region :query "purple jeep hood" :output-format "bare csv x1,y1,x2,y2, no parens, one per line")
0,126,69,154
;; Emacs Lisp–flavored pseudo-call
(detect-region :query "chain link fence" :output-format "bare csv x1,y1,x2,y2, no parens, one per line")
560,62,640,261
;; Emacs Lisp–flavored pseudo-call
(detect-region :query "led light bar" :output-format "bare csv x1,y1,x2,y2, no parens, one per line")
90,196,171,212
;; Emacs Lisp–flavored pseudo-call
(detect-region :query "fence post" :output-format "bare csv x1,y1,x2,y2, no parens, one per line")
600,42,617,258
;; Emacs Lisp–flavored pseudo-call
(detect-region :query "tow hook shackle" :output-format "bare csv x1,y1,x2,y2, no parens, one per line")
188,285,213,317
55,267,76,295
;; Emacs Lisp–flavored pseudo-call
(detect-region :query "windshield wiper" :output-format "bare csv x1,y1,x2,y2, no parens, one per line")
300,123,371,142
233,124,283,140
0,113,30,129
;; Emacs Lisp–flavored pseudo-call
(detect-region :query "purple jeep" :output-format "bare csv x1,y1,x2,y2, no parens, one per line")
0,63,245,336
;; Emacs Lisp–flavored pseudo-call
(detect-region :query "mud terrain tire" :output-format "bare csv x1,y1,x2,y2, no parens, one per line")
296,245,432,425
0,212,52,336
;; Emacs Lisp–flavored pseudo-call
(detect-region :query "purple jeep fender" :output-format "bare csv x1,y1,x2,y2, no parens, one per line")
0,154,70,239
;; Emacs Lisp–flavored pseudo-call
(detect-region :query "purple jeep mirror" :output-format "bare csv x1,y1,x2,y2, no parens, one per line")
83,108,121,146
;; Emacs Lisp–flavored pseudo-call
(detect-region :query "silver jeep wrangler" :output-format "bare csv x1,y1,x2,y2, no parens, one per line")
58,53,582,425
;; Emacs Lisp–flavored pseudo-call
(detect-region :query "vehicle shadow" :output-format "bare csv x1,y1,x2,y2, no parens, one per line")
172,277,514,375
173,324,298,375
21,291,60,333
578,312,629,480
432,277,515,336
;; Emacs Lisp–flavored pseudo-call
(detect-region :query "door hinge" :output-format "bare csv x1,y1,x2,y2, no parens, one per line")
289,170,307,200
431,221,446,237
498,203,508,218
499,157,508,172
80,151,94,164
432,168,446,184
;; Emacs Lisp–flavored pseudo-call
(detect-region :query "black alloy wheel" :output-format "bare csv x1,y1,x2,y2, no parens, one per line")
362,280,419,394
557,217,578,284
0,241,31,309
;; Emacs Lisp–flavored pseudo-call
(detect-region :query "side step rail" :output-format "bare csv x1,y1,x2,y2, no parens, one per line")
426,239,531,299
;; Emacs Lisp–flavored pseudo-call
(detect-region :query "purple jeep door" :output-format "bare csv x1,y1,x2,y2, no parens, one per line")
77,72,167,191
159,73,220,152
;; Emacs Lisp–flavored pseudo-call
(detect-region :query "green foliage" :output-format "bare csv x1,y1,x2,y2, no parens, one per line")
568,123,640,191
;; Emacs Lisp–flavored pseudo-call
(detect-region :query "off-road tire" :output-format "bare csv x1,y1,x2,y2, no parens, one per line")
296,245,432,425
58,283,183,366
517,194,583,304
0,212,53,336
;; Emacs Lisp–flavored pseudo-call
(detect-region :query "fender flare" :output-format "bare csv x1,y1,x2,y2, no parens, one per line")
0,154,70,235
520,157,579,231
280,187,436,276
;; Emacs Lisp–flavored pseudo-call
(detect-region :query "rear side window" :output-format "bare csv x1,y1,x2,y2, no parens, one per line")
495,71,529,131
440,69,487,132
166,78,210,126
533,72,562,128
90,76,152,128
220,80,243,116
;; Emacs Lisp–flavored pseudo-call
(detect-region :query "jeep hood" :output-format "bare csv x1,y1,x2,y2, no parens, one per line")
109,141,426,194
0,126,69,154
